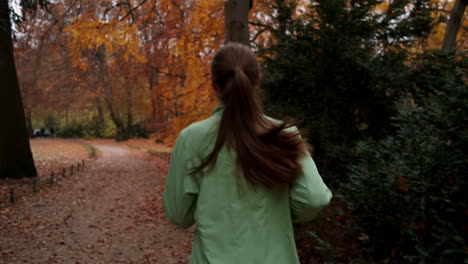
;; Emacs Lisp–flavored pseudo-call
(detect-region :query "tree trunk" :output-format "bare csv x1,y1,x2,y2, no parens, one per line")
65,105,69,127
0,0,37,178
106,99,127,141
92,100,104,137
224,0,253,46
95,99,104,123
125,85,134,139
95,45,128,141
149,66,159,121
442,0,467,51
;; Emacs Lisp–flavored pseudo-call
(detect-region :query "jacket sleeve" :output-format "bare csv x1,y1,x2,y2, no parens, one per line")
163,129,199,229
290,153,332,223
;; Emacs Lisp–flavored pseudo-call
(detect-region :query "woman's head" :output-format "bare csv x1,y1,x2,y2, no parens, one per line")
192,42,309,189
209,42,265,141
211,43,260,103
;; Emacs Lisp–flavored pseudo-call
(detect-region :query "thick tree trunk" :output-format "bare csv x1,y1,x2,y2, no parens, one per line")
0,0,37,178
224,0,253,46
95,45,128,141
106,100,127,141
442,0,467,51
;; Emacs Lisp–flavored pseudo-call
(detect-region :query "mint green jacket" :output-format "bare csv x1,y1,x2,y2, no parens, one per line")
163,105,332,264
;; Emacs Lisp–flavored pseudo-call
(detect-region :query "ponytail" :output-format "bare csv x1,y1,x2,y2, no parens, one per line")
191,43,309,188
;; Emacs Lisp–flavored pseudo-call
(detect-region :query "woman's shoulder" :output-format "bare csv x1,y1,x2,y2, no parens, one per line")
183,115,218,136
264,115,299,133
264,115,283,126
179,115,219,150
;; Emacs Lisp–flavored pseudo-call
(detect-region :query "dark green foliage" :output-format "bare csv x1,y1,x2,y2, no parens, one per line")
410,49,468,96
56,120,112,139
86,116,106,138
346,51,467,262
259,0,434,186
132,122,149,139
258,1,466,262
43,114,57,130
56,123,85,138
55,120,148,140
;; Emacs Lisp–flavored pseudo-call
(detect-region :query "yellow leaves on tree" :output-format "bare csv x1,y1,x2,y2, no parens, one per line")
161,0,225,143
64,19,147,71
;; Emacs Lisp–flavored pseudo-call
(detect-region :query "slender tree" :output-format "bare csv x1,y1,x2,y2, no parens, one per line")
224,0,253,45
0,0,37,178
442,0,467,51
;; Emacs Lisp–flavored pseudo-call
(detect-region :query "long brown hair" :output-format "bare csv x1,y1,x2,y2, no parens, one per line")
192,42,309,188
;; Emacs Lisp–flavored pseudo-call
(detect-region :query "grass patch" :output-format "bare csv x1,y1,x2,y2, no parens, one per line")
82,144,96,158
146,148,159,156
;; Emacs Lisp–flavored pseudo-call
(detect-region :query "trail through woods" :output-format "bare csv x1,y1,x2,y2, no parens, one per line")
0,144,193,264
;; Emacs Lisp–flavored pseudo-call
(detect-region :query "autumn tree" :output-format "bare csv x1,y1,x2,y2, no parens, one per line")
13,0,96,139
12,0,246,143
63,0,149,140
143,0,224,142
15,1,69,135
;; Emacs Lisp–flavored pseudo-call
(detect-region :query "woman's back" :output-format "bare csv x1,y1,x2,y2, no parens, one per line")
163,104,332,264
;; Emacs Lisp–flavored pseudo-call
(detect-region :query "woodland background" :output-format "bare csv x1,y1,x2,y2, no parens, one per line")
1,0,467,263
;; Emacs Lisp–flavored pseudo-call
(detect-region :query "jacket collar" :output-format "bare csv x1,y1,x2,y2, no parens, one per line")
212,103,224,115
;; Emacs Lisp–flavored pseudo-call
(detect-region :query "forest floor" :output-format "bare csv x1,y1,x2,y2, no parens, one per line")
0,140,193,264
0,139,352,264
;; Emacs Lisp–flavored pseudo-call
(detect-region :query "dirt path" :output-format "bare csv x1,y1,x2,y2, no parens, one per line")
0,144,193,264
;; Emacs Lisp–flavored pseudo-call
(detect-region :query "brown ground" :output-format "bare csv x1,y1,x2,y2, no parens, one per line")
0,139,91,207
0,143,193,264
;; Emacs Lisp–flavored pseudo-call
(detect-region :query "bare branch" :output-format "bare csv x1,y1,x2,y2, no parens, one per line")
103,2,129,20
251,27,268,43
119,0,148,22
249,21,275,32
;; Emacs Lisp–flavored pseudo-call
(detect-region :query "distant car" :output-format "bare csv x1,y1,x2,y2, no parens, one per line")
32,129,42,138
32,128,52,138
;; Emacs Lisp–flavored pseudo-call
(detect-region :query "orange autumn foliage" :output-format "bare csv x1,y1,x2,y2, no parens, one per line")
159,0,225,143
49,0,225,144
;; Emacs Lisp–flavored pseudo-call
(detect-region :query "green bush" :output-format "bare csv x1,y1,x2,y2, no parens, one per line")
54,119,150,140
43,114,57,130
259,0,434,186
345,51,467,263
101,119,117,138
84,116,106,138
131,122,148,139
56,119,117,139
56,123,85,138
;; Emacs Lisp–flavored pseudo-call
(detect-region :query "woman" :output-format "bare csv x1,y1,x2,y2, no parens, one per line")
163,43,332,264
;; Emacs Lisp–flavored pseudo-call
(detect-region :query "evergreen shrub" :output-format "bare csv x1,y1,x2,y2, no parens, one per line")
345,51,467,263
